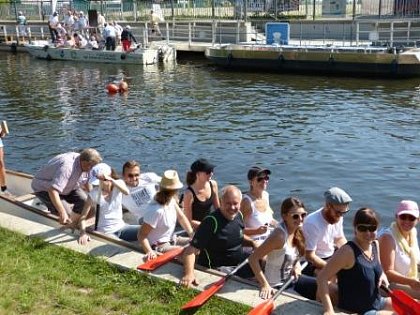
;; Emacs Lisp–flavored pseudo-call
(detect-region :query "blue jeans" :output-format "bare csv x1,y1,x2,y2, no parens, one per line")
113,225,139,242
363,297,387,315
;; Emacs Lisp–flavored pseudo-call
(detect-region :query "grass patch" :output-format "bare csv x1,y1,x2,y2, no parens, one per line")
0,227,251,314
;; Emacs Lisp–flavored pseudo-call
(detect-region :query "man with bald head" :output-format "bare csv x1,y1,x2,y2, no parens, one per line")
180,185,257,287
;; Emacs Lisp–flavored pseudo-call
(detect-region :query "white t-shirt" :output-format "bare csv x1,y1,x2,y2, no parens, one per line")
303,207,345,258
122,172,160,221
143,198,177,246
89,181,125,234
49,15,59,28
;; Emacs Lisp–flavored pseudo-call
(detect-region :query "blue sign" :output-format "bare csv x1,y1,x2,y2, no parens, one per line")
266,22,290,45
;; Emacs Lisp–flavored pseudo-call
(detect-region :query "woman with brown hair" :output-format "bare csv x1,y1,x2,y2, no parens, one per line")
138,170,193,261
317,207,393,315
183,159,220,230
249,197,316,300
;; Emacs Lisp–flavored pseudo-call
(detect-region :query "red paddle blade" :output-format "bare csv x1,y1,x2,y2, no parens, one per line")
137,247,184,271
247,300,275,315
181,278,226,310
389,289,420,315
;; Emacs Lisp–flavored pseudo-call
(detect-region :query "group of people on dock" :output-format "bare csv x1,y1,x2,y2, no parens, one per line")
2,144,418,314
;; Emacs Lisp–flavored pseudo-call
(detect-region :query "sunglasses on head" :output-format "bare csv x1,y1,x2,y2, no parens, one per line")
257,176,269,182
127,173,140,178
398,214,417,222
356,224,377,232
291,213,307,220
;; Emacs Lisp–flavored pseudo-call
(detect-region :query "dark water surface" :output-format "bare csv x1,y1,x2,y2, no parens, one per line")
1,53,420,236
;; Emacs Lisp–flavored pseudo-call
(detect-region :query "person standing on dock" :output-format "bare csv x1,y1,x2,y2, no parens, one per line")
302,187,352,277
17,11,27,39
31,148,102,225
149,10,162,37
48,11,59,43
121,25,137,52
0,121,9,195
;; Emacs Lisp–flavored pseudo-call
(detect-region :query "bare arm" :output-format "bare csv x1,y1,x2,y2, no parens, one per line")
243,233,258,249
175,202,194,237
334,236,347,249
138,223,159,261
317,245,353,315
183,190,201,230
47,187,70,224
305,249,328,270
249,228,284,299
179,245,200,287
104,175,129,195
211,180,220,209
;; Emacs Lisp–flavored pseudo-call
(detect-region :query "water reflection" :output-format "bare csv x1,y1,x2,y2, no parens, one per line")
1,53,420,236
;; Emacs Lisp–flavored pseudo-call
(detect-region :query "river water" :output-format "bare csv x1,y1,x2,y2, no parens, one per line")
1,53,419,236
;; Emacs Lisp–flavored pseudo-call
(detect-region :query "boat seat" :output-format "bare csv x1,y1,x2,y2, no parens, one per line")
14,193,36,202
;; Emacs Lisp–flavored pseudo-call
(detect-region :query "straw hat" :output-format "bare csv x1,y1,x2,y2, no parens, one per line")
160,170,183,190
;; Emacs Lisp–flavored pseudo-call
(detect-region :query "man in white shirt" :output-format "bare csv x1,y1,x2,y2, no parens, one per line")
121,160,161,224
48,11,59,42
302,186,352,276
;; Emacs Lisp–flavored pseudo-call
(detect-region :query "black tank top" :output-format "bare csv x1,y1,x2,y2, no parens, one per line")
337,241,382,313
188,181,214,222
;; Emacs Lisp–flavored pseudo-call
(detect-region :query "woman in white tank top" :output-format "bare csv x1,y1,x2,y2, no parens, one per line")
240,166,277,244
379,200,420,299
248,197,310,299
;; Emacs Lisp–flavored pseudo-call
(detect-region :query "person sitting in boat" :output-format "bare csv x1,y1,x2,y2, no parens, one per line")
63,34,74,48
302,187,351,277
121,25,137,52
248,197,317,301
379,200,420,299
87,35,99,50
241,166,277,248
138,170,193,261
103,22,116,51
183,158,220,231
317,207,393,315
121,160,161,224
77,163,140,245
73,33,87,49
56,23,67,40
179,185,258,287
31,148,102,225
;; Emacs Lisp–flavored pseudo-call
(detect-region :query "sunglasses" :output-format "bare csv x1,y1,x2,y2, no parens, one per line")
257,176,270,182
205,169,214,175
330,205,350,216
398,214,417,222
291,213,307,220
127,173,140,178
356,224,377,232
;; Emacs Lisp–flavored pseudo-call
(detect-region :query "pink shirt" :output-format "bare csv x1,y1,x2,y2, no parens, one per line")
31,152,84,195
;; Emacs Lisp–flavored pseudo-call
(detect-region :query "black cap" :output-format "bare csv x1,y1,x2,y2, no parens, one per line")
247,166,271,180
191,158,215,173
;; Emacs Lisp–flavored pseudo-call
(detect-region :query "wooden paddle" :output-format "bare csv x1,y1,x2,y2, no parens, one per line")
137,245,186,271
247,261,308,315
181,258,249,310
380,284,420,315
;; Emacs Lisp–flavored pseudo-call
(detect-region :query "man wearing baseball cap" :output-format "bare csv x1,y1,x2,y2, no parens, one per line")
302,186,352,276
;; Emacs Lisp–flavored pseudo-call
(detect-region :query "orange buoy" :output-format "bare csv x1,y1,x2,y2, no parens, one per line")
119,81,128,92
106,83,119,94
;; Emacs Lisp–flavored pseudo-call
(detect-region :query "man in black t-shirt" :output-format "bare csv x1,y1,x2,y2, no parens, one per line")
179,185,257,287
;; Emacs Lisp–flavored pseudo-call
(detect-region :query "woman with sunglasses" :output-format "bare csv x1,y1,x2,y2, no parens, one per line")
240,166,277,247
248,197,317,300
183,159,220,230
379,200,420,299
318,208,393,315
